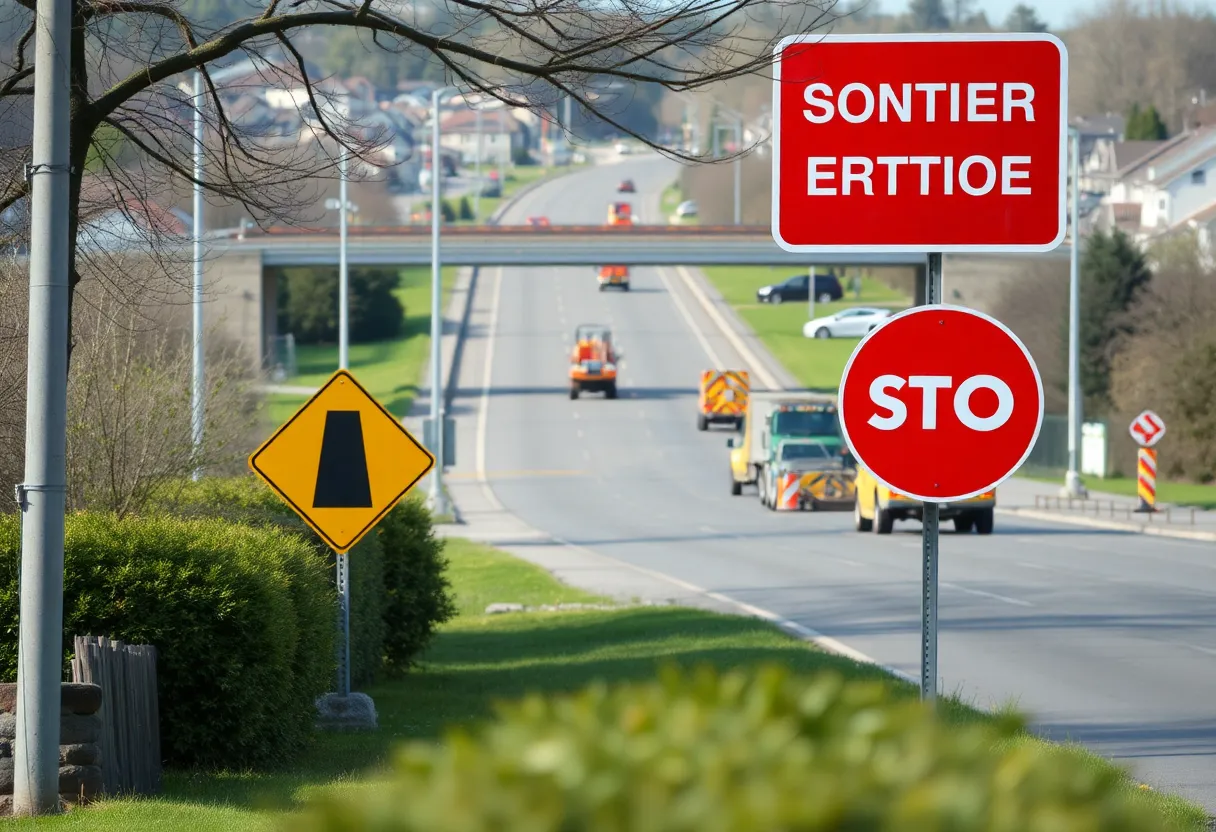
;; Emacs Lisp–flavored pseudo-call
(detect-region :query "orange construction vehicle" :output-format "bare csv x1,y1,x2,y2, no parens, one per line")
569,324,619,400
607,202,633,225
597,264,630,291
697,369,749,431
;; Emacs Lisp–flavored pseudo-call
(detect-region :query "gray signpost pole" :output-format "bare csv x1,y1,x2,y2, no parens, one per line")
921,252,943,703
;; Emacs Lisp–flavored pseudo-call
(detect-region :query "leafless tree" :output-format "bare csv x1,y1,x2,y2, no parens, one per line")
0,0,843,367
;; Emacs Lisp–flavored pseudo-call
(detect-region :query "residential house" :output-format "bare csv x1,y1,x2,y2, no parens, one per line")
1091,127,1216,260
439,107,526,165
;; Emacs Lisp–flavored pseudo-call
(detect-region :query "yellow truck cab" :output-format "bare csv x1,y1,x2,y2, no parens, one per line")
853,467,996,535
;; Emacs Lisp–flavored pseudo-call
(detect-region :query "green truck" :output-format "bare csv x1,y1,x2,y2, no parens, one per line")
726,394,847,497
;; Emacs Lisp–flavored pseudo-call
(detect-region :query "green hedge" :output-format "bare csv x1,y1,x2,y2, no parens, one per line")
292,665,1183,831
0,512,334,769
157,476,454,684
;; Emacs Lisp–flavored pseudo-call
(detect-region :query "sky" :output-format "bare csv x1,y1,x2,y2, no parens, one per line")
894,0,1190,30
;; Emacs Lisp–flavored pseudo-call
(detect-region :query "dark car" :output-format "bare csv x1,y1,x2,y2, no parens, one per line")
756,272,844,304
618,179,636,193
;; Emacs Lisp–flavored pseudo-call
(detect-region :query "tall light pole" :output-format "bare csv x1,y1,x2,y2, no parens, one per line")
473,107,482,221
338,151,349,371
1063,126,1087,498
14,0,71,811
732,118,742,225
191,71,205,481
428,85,460,518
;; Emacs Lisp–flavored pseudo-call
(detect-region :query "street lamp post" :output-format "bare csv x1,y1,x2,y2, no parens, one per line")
191,71,205,481
1063,126,1087,498
473,107,482,221
428,86,461,518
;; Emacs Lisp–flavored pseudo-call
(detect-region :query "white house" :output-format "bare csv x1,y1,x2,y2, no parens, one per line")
1105,127,1216,232
439,107,525,165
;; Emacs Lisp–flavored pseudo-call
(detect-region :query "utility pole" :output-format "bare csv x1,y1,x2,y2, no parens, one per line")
733,118,742,225
1063,127,1087,498
13,0,72,812
191,71,205,481
428,87,454,518
473,107,482,221
338,151,349,372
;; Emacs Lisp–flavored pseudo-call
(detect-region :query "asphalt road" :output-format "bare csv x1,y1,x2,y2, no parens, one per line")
458,153,1216,811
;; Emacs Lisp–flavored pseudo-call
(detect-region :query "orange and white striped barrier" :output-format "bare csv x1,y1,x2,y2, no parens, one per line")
1136,447,1157,512
775,473,802,511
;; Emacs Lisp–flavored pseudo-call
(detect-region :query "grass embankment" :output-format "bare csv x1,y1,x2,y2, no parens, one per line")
262,266,458,427
1024,473,1216,510
18,539,1208,830
701,265,910,392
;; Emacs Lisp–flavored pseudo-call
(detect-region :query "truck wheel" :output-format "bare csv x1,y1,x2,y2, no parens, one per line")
874,493,894,534
605,382,617,399
953,516,974,534
757,475,767,506
974,508,994,535
570,385,579,400
598,284,606,292
854,498,872,532
622,283,630,291
730,478,742,496
697,414,709,431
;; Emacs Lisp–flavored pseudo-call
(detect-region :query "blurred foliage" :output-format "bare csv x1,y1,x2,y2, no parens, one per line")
1125,102,1169,140
277,266,405,345
290,664,1183,831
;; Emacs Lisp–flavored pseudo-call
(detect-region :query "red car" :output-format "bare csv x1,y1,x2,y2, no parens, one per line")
527,216,551,227
617,179,635,193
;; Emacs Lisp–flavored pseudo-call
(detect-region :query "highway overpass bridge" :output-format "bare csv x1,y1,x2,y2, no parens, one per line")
199,224,1072,369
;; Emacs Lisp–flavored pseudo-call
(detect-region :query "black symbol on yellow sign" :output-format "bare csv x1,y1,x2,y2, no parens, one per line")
249,370,435,553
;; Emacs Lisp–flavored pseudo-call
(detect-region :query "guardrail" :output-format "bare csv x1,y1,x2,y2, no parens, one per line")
1032,494,1200,525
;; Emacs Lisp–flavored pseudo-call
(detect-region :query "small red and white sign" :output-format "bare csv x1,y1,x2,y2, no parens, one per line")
1129,409,1166,448
839,305,1044,502
771,33,1068,253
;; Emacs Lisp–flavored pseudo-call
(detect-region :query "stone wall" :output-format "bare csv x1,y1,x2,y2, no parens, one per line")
0,683,103,814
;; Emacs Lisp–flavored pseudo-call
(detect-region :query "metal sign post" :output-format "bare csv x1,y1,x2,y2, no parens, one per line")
921,251,942,703
808,265,816,325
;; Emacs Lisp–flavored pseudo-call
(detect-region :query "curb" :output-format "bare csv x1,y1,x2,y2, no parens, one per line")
996,507,1216,542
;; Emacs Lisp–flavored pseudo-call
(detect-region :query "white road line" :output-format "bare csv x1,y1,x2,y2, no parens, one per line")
583,449,591,460
656,266,724,367
577,429,584,438
674,265,782,390
1183,643,1216,657
1017,561,1057,571
832,557,865,568
942,582,1034,607
475,267,507,512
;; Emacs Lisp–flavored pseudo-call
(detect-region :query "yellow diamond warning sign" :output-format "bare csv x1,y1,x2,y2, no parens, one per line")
249,369,435,553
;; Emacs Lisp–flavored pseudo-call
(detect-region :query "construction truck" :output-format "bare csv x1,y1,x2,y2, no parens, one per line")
697,370,749,431
853,466,996,534
759,437,857,511
569,323,620,400
726,393,842,497
597,265,630,291
607,202,633,225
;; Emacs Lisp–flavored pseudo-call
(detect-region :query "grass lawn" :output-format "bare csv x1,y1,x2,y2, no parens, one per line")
702,265,911,393
1024,473,1216,510
261,266,458,427
18,538,1208,830
465,164,570,224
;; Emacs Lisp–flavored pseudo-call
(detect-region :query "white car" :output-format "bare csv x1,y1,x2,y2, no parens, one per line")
802,307,893,339
675,199,698,218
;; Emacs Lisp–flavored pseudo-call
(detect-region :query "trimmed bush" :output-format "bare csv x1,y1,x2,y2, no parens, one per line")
292,665,1183,831
157,476,387,687
157,476,455,682
376,496,456,672
0,512,334,769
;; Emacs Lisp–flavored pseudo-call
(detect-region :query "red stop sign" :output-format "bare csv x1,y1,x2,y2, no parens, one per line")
839,305,1043,502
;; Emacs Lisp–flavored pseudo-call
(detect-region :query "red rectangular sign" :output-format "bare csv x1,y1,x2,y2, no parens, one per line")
772,34,1068,253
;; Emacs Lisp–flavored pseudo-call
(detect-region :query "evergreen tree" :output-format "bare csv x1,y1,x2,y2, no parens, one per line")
1004,3,1048,32
1076,229,1152,416
281,267,405,345
1125,103,1168,140
908,0,950,29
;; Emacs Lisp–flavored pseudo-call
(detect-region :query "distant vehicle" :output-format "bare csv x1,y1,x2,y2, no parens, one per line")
756,272,843,304
597,265,630,291
855,466,995,535
675,200,698,218
801,307,893,339
481,170,502,198
614,141,632,155
569,324,620,399
726,394,843,497
697,369,749,431
618,179,636,193
527,216,551,227
607,202,633,225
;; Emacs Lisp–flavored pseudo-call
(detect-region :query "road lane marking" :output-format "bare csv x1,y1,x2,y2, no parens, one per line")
831,557,865,567
654,266,725,367
674,265,781,390
577,429,584,438
941,582,1033,607
448,469,591,480
475,267,507,512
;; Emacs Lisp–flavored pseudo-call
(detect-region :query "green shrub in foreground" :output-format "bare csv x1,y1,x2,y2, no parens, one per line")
293,665,1182,832
0,513,334,769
